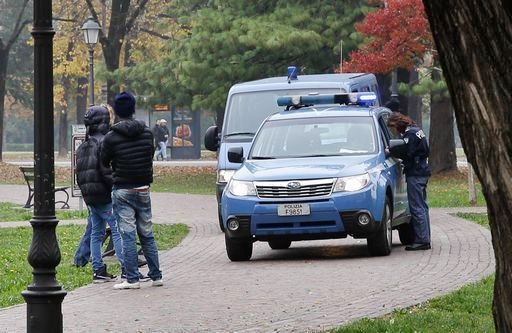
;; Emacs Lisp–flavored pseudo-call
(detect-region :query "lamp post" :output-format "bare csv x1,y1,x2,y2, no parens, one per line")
22,1,66,332
81,16,100,105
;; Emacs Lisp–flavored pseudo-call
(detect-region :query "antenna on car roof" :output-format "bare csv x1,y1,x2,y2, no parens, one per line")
287,66,298,84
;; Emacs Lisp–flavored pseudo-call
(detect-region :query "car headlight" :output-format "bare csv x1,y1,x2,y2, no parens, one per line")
333,173,370,192
228,179,257,196
218,169,236,183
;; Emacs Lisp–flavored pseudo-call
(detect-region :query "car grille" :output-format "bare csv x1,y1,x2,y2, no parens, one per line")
255,179,334,199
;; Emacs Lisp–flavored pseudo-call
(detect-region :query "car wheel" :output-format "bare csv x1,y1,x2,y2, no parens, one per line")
218,207,225,232
367,198,392,256
268,240,292,250
398,222,415,245
225,233,252,261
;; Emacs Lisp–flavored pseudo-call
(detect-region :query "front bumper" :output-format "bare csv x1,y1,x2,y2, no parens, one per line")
222,186,384,241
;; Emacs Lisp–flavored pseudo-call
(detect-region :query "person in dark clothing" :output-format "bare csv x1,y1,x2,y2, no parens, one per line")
388,112,431,251
75,105,124,282
101,91,163,290
152,119,162,160
153,119,168,161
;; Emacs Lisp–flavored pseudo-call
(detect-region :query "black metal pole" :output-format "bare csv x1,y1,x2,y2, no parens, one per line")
22,1,66,332
88,46,95,105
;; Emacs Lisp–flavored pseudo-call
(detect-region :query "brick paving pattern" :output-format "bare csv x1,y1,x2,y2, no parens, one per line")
0,185,494,333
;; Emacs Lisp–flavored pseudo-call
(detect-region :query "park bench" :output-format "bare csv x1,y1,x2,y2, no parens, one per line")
19,166,70,209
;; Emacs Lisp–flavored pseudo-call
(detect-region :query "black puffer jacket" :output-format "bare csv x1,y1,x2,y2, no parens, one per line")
101,119,154,187
76,106,113,205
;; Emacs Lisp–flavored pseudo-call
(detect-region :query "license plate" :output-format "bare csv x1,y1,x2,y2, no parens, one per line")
277,203,310,216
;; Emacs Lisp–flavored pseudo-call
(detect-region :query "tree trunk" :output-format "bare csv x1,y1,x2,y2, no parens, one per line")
428,96,456,173
397,68,410,114
0,48,8,161
76,77,88,123
58,75,71,157
423,1,512,331
407,69,423,128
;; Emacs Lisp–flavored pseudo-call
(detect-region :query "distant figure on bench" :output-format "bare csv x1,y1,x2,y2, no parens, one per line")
74,105,125,283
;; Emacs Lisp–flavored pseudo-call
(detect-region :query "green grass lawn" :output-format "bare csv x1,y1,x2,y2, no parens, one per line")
0,223,188,308
0,202,88,222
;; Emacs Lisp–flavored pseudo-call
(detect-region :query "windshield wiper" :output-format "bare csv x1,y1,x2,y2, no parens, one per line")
251,156,275,159
224,132,256,138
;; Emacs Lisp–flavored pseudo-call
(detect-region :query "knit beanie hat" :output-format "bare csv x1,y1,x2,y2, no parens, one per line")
113,91,136,118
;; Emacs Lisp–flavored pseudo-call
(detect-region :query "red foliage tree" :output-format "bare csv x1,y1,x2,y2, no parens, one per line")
343,0,433,73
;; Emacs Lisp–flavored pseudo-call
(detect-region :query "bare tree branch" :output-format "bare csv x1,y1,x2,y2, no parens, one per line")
125,0,149,35
6,0,31,49
139,28,173,41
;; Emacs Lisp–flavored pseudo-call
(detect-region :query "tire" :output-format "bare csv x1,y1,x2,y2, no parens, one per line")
268,240,292,250
218,207,225,232
367,198,392,256
225,234,253,261
398,222,415,245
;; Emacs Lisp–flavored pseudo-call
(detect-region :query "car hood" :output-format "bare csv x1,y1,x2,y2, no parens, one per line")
234,155,380,181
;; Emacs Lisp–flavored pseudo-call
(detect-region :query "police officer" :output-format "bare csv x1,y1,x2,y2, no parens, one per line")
388,112,432,250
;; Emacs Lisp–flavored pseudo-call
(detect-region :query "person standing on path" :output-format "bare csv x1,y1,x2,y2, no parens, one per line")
153,119,168,161
388,112,432,251
75,105,124,282
101,91,163,289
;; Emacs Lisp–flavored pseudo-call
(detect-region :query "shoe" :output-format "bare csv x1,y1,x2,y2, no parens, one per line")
114,280,140,290
139,273,151,282
93,264,117,283
121,269,151,282
152,279,163,287
405,243,431,251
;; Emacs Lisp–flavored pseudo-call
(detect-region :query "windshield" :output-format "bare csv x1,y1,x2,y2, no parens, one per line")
223,88,343,137
250,116,378,158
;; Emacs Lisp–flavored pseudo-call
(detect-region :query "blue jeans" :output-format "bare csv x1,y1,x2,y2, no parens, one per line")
74,217,92,267
407,176,431,245
153,141,168,160
112,188,161,283
89,203,125,272
74,205,124,270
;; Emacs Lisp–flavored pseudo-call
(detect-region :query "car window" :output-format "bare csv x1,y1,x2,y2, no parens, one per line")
250,116,377,158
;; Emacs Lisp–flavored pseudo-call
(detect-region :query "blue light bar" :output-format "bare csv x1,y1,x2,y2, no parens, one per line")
277,92,377,107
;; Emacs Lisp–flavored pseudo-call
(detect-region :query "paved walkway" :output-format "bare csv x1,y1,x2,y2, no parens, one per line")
0,185,493,333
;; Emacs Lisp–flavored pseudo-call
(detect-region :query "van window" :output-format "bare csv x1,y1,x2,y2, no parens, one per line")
224,88,341,136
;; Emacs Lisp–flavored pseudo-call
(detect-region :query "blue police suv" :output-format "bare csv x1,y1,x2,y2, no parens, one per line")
221,92,413,261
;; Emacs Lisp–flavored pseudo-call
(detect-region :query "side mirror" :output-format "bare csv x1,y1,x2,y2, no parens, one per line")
204,126,219,151
388,138,407,158
227,147,244,163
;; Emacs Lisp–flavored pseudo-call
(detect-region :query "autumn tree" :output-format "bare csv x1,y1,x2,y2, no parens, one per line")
344,0,456,174
422,0,512,330
0,0,31,161
85,0,151,104
122,0,370,126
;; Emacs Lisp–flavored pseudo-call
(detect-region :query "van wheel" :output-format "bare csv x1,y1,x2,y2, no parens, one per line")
398,222,414,245
268,240,292,250
367,199,392,256
225,234,252,261
218,207,225,232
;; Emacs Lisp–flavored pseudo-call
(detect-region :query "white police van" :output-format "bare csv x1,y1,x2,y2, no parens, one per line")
204,67,381,231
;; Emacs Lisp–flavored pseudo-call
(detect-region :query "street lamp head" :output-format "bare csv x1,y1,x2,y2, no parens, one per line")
81,16,101,45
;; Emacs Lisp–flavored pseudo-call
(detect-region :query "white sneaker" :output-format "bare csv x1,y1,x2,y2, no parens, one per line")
152,279,163,287
114,280,140,290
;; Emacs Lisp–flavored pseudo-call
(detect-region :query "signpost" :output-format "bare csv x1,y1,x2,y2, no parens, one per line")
71,125,86,211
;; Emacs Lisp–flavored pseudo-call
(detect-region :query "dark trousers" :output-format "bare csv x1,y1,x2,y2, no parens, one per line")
406,176,431,245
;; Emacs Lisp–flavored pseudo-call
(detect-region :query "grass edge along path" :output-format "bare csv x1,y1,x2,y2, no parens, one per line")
331,212,494,333
0,223,188,308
